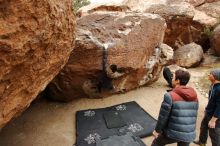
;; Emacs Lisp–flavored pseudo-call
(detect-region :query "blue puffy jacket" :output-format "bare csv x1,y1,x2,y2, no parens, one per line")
155,86,199,142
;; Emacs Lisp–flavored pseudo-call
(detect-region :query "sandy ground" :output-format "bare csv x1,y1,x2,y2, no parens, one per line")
0,68,212,146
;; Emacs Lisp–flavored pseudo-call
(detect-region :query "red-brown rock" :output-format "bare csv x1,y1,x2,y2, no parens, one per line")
0,0,75,129
142,2,197,49
211,25,220,56
197,1,220,19
122,0,219,50
195,1,220,26
121,0,206,49
78,0,218,50
46,12,172,101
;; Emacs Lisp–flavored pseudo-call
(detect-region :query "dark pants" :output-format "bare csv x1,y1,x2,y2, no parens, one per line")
151,134,190,146
199,114,209,144
209,127,220,146
199,114,220,146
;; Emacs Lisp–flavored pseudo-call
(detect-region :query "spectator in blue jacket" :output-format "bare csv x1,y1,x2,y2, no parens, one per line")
151,69,198,146
194,69,220,146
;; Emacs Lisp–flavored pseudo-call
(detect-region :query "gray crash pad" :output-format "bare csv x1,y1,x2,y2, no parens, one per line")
96,132,146,146
76,101,156,146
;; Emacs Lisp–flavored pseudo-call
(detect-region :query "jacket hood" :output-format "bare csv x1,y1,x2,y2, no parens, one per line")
172,86,198,101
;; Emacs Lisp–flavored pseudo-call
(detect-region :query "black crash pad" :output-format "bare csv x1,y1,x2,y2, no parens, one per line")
96,132,146,146
103,111,126,128
76,101,156,146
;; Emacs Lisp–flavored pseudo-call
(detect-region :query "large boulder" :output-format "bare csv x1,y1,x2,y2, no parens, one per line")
174,43,204,68
193,1,220,27
46,12,172,101
193,10,218,27
191,0,220,51
121,0,208,50
196,1,220,19
211,24,220,56
143,2,198,49
0,0,75,129
123,0,220,50
78,0,218,50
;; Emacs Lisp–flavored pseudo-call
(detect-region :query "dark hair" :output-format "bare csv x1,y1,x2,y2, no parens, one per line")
175,69,190,85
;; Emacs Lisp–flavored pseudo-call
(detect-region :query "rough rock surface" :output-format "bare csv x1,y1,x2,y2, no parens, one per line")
121,0,208,50
200,53,220,66
211,25,220,56
142,2,199,49
194,1,220,26
196,1,220,19
46,12,172,101
122,0,220,49
79,0,218,50
184,0,205,6
174,43,204,68
193,10,218,27
0,0,75,129
77,3,130,17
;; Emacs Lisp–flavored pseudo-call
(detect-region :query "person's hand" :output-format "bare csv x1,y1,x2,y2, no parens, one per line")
208,119,216,129
153,130,160,138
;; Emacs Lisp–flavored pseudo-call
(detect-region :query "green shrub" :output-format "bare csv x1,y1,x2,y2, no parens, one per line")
73,0,90,12
203,26,213,39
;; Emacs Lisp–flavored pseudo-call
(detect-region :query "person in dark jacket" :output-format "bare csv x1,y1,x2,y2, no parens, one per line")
194,69,220,146
151,69,199,146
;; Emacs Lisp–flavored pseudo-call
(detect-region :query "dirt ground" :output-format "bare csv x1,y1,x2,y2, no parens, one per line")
0,67,213,146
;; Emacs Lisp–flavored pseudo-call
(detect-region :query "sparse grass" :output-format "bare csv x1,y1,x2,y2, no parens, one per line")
202,17,220,39
73,0,90,12
203,26,213,39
